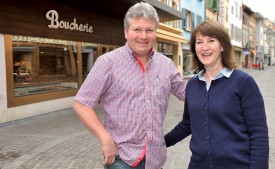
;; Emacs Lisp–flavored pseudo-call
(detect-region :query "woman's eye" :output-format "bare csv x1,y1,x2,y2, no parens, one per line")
209,39,216,43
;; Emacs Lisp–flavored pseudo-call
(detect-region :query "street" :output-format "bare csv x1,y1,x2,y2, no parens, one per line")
0,66,274,169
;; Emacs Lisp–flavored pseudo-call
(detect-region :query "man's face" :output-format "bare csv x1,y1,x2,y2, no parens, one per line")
124,17,156,57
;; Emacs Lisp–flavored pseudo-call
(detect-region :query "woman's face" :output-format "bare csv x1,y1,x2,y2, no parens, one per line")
124,17,156,57
195,33,223,68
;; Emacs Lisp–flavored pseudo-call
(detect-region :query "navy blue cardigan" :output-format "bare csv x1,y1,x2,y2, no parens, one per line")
165,70,269,169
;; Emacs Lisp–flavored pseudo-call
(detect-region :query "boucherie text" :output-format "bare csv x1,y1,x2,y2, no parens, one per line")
45,10,93,33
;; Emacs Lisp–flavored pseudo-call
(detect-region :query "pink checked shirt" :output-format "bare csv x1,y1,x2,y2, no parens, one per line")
75,43,186,169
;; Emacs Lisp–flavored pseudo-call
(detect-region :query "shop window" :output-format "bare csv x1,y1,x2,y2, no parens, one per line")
81,43,117,82
12,36,78,97
102,47,107,54
81,43,98,81
157,42,173,60
97,44,118,56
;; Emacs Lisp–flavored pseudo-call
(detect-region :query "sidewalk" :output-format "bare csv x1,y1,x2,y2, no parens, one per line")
0,66,274,169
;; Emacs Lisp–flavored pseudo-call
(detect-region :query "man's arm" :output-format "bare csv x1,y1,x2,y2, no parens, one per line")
73,101,118,165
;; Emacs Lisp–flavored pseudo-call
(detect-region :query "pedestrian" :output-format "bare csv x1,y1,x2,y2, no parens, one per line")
73,2,187,169
165,20,269,169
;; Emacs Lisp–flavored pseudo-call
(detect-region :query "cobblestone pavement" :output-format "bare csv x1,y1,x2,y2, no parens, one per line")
0,66,274,169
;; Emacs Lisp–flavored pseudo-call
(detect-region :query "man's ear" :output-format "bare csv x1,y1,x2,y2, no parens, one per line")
124,29,128,39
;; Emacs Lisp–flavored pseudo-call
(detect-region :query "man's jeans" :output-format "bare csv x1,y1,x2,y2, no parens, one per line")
104,155,145,169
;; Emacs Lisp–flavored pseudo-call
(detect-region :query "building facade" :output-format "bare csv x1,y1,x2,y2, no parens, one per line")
228,0,243,69
158,0,187,76
242,4,256,69
180,0,206,75
206,0,219,21
253,12,265,69
0,0,186,123
264,19,275,66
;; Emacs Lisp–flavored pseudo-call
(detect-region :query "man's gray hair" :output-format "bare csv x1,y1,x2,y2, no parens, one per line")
124,2,159,29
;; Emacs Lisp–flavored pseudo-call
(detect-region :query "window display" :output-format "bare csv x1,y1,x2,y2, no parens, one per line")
12,36,78,97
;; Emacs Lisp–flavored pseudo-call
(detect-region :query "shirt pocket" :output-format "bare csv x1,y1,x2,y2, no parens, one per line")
153,74,171,100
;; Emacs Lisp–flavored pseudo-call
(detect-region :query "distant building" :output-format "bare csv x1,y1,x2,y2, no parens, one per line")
242,4,256,69
180,0,206,75
263,19,274,66
254,12,266,68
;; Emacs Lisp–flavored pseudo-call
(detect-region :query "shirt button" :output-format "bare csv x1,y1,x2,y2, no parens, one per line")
205,93,208,97
147,100,150,103
204,121,208,125
207,151,211,155
210,164,214,168
204,106,208,110
206,136,210,140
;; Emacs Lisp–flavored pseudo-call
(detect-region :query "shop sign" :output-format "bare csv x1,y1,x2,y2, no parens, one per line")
45,10,93,33
218,0,224,24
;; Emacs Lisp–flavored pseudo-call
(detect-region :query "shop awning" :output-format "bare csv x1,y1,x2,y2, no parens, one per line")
156,23,187,44
52,0,184,22
157,29,187,44
243,50,251,55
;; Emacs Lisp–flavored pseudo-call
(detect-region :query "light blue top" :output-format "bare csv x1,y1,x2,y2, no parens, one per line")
196,68,234,90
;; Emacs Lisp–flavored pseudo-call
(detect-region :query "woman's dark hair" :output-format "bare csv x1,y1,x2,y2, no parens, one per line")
189,20,236,73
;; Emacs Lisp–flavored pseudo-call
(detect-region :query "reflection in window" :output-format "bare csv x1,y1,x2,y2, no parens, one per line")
81,43,98,82
12,36,78,97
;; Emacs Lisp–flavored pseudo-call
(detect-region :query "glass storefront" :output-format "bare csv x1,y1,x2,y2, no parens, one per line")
12,36,79,97
9,35,118,102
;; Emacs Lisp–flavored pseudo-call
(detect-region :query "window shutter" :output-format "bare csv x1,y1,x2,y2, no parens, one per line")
197,15,202,25
206,0,213,8
182,8,186,29
212,0,219,12
192,13,195,29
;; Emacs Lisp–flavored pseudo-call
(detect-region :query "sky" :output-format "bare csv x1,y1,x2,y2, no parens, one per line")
243,0,275,21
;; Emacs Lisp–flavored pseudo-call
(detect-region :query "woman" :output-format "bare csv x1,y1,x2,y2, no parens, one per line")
165,20,269,169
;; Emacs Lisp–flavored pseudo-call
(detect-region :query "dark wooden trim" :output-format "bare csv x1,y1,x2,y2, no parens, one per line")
0,0,125,46
77,42,83,87
4,35,15,107
13,89,78,107
5,34,79,107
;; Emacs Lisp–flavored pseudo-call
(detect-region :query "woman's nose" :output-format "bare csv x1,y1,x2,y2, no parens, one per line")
202,42,209,50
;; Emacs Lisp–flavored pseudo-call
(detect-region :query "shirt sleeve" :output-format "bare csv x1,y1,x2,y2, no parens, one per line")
74,55,113,109
240,76,269,169
169,59,187,101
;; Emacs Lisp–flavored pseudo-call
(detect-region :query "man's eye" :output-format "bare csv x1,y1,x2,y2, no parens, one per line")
134,29,142,33
146,29,154,33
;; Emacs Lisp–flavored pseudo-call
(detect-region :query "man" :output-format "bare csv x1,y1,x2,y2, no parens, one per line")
73,2,187,169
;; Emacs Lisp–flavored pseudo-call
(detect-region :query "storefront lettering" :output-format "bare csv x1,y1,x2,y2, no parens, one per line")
45,10,93,33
